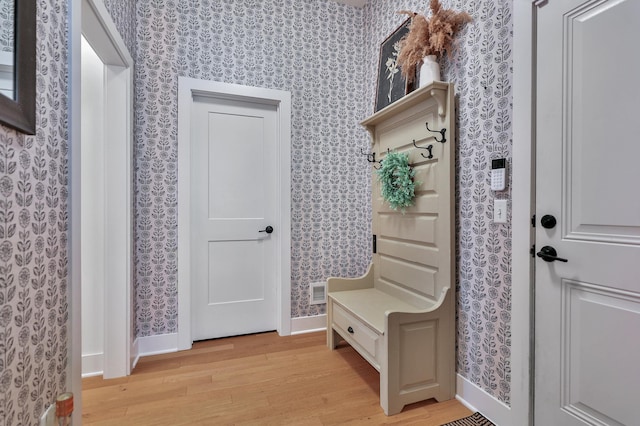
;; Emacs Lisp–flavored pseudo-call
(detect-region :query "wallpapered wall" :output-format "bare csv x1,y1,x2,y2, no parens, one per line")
0,0,13,52
133,0,371,336
0,0,513,422
363,0,513,405
133,0,513,405
0,0,69,424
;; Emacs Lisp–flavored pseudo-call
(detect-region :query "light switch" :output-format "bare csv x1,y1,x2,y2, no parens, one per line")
494,199,507,224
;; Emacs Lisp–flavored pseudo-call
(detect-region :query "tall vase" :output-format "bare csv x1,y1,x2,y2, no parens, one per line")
418,55,440,87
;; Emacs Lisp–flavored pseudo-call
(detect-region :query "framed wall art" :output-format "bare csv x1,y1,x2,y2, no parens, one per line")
374,18,415,112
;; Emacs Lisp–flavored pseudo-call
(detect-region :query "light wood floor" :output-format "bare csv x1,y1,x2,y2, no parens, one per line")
82,331,472,425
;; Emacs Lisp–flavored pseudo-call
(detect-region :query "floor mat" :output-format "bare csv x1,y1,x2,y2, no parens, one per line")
441,412,496,426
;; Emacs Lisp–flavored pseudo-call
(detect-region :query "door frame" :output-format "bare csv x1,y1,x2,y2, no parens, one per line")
511,0,538,425
176,77,292,350
69,0,134,416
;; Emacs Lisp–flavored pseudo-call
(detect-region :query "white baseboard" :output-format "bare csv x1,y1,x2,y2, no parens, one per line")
290,314,327,335
131,336,140,369
456,373,511,426
136,333,179,357
82,353,104,378
134,319,325,364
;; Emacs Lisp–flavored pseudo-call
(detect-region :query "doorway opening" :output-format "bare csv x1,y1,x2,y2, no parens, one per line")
74,0,134,382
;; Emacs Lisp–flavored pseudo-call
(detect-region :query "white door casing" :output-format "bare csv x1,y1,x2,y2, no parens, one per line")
509,2,536,425
70,0,134,418
177,78,292,350
534,1,640,425
190,96,278,340
80,0,134,379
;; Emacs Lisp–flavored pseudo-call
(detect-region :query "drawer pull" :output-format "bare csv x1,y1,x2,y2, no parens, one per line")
347,326,354,334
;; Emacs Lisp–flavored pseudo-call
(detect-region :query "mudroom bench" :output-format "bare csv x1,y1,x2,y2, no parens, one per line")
327,264,453,416
326,82,456,416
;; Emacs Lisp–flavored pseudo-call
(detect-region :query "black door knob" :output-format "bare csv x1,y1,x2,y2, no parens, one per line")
541,215,557,229
259,226,274,234
536,245,568,262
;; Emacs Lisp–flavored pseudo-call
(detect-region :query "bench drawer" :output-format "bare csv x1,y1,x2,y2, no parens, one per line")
332,303,381,365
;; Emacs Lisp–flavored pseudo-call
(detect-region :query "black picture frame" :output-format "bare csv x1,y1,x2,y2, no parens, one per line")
0,0,36,135
374,19,415,112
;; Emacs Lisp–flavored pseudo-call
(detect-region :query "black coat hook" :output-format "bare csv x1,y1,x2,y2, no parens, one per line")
412,139,433,159
376,148,392,169
361,148,382,169
425,122,446,143
360,148,376,163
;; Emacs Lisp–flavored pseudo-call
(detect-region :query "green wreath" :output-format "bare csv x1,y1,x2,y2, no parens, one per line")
376,151,417,211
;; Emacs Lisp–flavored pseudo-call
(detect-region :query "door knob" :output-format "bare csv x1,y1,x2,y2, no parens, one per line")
259,226,274,234
536,245,568,263
540,214,557,229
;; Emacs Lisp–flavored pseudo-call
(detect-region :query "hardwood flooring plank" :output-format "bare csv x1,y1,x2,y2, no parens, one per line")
82,331,472,425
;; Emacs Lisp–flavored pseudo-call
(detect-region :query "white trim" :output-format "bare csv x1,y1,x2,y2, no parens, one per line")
81,371,104,379
81,0,133,65
456,374,511,426
131,334,178,371
83,0,135,380
134,319,323,358
455,393,477,413
81,353,104,378
511,1,536,425
71,0,135,390
69,0,82,422
131,337,140,370
0,51,12,66
101,59,133,379
290,314,327,335
177,77,292,351
136,333,179,357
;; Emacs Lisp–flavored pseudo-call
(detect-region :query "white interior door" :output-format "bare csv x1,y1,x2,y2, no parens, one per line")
190,96,278,341
535,1,640,425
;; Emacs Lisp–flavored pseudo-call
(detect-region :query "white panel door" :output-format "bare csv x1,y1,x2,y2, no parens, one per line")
535,1,640,425
191,96,278,341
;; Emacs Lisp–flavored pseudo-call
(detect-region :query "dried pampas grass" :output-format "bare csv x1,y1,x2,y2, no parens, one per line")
428,0,472,58
397,0,472,83
396,11,430,84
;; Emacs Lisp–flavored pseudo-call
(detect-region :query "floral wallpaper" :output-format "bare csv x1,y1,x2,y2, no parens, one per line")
133,0,514,406
0,0,12,53
0,0,515,421
363,0,513,405
0,0,69,424
134,0,371,336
